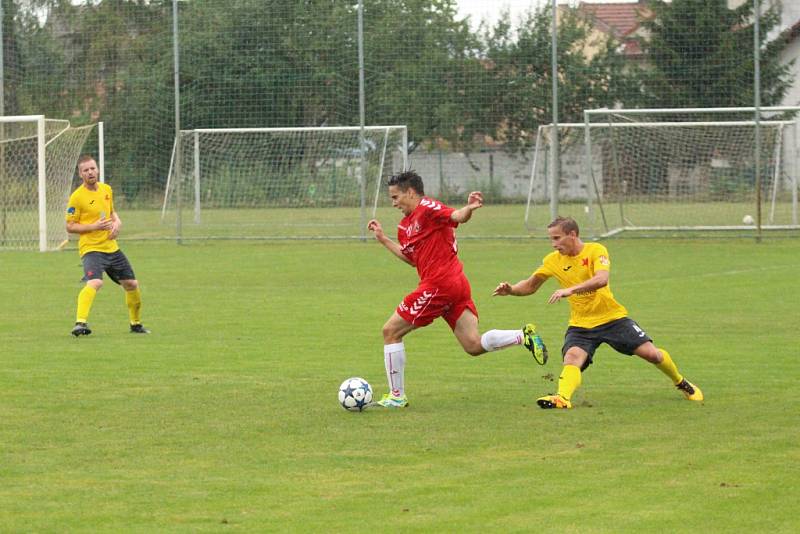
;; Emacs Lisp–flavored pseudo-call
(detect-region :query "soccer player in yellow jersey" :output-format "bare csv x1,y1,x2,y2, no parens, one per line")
65,154,149,336
493,216,702,409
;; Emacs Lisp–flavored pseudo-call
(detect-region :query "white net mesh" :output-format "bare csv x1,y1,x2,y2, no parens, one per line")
0,117,96,251
161,126,407,239
528,109,800,236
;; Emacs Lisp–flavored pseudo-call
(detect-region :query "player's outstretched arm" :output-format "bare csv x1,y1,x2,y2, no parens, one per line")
548,270,609,303
367,219,414,266
450,191,484,224
493,274,546,297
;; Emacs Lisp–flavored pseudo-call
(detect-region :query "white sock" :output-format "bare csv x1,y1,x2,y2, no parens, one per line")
480,329,524,352
384,342,406,397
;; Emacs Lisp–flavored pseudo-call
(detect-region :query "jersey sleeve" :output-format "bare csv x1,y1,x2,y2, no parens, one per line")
592,244,611,272
533,253,555,278
65,191,80,223
420,198,457,227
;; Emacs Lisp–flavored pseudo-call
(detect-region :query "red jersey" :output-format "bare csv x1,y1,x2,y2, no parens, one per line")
397,197,463,281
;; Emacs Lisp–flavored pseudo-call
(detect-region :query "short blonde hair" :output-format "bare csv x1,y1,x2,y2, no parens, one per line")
548,216,579,236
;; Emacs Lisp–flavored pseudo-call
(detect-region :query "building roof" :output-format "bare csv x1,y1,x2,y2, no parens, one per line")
576,1,653,57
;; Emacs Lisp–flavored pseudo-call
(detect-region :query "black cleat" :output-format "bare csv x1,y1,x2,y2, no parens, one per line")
71,322,92,337
130,323,151,334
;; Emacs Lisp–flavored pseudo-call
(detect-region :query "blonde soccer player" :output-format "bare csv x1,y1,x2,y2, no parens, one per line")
493,216,702,409
65,154,149,336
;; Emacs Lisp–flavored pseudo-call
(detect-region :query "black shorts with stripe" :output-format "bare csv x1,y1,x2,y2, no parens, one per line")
81,250,136,285
562,317,653,371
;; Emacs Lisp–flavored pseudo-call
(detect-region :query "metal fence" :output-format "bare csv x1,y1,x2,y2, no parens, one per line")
0,0,796,238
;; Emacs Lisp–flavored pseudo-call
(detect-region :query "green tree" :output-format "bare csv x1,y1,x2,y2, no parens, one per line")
639,0,792,109
479,4,635,155
363,0,485,151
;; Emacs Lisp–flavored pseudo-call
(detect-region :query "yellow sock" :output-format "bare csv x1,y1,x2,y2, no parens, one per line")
125,287,142,325
557,364,582,401
656,348,683,384
76,285,97,323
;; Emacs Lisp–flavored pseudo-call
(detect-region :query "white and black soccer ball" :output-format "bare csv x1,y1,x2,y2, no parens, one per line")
338,377,373,412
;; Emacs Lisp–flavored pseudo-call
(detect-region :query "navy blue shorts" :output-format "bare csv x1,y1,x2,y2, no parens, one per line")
562,317,653,371
81,250,136,285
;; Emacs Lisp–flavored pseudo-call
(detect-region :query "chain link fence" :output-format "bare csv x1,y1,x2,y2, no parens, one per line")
1,0,797,239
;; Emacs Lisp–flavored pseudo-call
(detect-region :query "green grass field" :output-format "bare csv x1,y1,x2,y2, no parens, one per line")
1,237,798,531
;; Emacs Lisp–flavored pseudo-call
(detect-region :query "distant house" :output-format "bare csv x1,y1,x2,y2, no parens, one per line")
570,0,653,61
776,5,800,106
727,0,800,106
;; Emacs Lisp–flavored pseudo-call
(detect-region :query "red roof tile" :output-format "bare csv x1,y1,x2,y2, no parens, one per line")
578,1,653,39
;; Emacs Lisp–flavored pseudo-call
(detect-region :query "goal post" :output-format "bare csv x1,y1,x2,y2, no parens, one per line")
0,116,100,251
161,125,408,240
526,107,800,237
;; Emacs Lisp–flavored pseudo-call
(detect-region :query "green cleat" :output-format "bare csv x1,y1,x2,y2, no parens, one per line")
523,323,548,365
375,393,409,408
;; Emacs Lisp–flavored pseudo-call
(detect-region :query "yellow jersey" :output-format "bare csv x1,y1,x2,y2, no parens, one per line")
533,242,627,328
65,182,119,257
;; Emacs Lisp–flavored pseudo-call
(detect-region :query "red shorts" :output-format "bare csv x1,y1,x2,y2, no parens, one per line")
396,274,478,329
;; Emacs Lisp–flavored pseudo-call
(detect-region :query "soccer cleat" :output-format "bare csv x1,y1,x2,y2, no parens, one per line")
374,393,409,408
523,323,548,365
675,378,703,401
130,323,151,334
536,394,572,409
71,322,92,337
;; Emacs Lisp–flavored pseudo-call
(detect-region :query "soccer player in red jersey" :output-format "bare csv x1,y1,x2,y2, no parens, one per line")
366,170,546,408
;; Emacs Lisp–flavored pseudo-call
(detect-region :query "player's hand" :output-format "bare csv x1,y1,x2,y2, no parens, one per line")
108,221,120,240
548,288,572,304
367,219,384,239
94,218,113,231
493,282,513,296
467,191,484,210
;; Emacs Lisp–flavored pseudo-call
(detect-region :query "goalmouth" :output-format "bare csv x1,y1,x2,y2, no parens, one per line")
160,125,408,240
0,115,102,251
527,107,800,238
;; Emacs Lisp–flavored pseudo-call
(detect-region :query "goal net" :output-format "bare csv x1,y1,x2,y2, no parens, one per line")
0,116,98,251
526,107,800,237
161,125,408,239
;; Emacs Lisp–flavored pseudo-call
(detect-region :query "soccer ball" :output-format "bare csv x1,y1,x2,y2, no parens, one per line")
742,214,755,225
338,377,373,411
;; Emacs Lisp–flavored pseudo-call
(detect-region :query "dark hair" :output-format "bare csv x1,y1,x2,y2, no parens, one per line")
548,216,580,236
387,170,424,195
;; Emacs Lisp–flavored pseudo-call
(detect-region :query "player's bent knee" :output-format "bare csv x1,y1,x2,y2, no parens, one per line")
459,337,485,356
87,279,103,291
121,279,139,291
464,345,484,357
381,325,402,344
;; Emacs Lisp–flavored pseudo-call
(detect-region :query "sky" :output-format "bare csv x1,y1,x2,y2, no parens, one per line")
455,0,640,29
455,0,543,28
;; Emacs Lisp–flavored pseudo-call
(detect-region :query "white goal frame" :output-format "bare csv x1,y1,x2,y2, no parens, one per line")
160,125,408,240
0,115,103,251
526,106,800,237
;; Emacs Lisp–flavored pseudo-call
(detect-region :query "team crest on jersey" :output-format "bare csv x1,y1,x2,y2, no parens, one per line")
599,255,609,266
67,206,75,214
405,221,421,237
